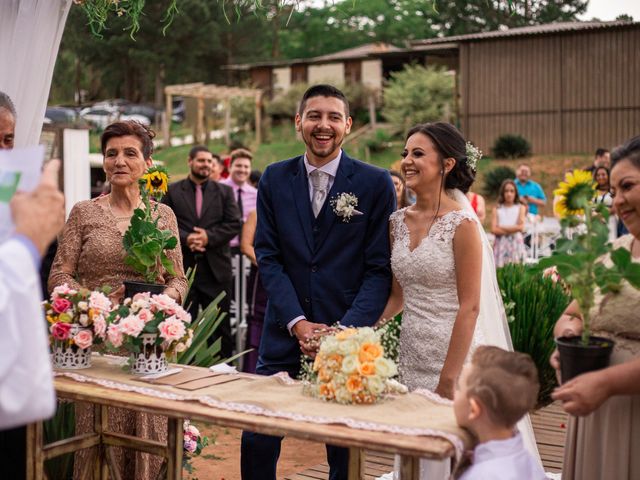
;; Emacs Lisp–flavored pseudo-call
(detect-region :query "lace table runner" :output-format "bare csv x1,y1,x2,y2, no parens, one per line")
54,355,473,459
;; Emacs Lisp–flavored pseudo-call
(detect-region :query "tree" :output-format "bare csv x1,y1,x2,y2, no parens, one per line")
382,64,454,132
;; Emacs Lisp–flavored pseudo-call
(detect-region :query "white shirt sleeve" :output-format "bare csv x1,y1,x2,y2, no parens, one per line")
287,315,306,336
0,238,55,428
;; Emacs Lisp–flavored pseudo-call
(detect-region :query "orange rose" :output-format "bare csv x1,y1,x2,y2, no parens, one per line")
319,382,335,399
346,374,363,393
318,367,332,382
358,342,383,363
327,354,343,365
358,361,376,376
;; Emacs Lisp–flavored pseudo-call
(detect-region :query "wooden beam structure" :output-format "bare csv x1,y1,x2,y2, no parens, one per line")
164,83,263,148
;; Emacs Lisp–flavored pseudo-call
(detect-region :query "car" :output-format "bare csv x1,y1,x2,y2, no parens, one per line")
80,106,119,130
44,106,77,125
172,97,185,123
121,104,157,124
80,106,151,130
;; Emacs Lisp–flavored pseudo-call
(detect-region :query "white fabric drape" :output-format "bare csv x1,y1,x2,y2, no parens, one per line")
0,0,72,147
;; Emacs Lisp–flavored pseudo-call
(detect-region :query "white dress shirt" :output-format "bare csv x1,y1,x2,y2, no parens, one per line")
0,237,56,429
287,150,342,334
459,432,548,480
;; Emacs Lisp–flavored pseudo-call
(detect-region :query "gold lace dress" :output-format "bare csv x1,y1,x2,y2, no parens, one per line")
49,196,188,479
563,234,640,480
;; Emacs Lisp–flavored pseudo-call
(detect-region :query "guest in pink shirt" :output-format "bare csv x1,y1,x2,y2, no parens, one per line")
221,148,258,250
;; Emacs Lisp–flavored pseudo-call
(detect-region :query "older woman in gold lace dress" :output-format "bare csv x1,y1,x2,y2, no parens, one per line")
550,135,640,480
49,121,187,479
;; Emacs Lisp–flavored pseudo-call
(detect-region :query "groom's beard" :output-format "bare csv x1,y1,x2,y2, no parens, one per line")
302,129,343,160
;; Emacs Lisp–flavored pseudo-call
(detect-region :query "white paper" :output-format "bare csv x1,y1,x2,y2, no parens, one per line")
0,145,45,241
209,363,238,374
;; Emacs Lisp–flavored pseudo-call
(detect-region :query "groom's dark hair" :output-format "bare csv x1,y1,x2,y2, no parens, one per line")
298,84,350,117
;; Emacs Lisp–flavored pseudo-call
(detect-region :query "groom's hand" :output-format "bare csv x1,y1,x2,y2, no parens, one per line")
293,320,328,357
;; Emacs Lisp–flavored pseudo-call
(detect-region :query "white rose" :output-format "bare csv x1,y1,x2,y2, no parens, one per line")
79,314,90,326
341,355,359,374
374,357,397,378
77,301,88,312
337,339,359,356
366,376,385,395
335,388,352,404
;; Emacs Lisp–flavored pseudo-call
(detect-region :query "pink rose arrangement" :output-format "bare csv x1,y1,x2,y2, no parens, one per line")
105,292,193,356
182,420,209,475
44,284,113,350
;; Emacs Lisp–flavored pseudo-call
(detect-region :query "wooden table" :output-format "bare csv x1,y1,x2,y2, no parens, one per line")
26,368,457,480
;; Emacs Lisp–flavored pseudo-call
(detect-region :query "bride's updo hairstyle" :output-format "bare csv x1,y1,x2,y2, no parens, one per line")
611,135,640,170
406,122,476,193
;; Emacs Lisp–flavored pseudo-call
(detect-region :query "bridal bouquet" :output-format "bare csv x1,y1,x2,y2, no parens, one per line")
105,292,193,358
302,327,404,405
44,283,112,349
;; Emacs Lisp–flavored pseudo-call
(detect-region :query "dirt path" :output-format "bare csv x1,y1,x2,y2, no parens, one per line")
186,424,326,479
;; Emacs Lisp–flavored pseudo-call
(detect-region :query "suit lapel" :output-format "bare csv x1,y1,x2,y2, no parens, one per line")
314,153,354,250
291,157,314,251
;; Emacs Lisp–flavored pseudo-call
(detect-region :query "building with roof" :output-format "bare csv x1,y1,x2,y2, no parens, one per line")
224,42,402,96
381,20,640,154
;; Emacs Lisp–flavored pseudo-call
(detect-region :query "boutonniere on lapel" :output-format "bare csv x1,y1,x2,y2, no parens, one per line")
330,192,364,222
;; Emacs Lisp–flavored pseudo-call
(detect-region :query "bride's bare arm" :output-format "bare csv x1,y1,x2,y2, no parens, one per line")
377,273,404,324
437,219,482,399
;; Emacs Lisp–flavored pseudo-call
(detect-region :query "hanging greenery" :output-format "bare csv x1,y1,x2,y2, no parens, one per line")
72,0,519,40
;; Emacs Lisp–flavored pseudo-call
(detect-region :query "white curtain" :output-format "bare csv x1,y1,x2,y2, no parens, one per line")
0,0,72,147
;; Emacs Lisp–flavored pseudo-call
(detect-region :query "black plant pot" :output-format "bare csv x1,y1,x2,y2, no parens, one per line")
123,280,165,299
556,335,615,383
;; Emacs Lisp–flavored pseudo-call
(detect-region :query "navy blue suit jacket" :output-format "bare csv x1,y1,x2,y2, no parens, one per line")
255,152,396,373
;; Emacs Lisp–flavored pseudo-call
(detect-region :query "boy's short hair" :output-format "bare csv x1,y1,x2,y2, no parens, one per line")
467,346,539,428
230,148,253,164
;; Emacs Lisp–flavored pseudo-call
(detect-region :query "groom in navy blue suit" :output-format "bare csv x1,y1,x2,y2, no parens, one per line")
240,85,395,479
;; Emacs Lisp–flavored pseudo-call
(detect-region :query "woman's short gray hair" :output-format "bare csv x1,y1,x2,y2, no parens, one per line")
0,91,17,118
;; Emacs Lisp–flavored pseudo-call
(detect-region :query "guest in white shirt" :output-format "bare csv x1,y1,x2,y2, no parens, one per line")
453,346,547,480
0,159,65,478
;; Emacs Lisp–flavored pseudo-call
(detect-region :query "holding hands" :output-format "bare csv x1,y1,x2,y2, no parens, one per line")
187,227,208,252
293,320,334,357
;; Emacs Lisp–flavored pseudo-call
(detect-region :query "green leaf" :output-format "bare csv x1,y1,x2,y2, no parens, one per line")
623,263,640,289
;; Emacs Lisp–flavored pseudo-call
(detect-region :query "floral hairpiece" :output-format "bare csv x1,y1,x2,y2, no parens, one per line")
465,142,482,172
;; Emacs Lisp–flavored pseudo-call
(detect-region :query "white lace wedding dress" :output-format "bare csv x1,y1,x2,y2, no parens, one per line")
381,191,541,480
391,208,478,391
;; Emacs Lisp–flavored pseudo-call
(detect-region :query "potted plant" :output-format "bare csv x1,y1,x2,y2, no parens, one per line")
105,291,193,374
537,169,640,382
44,284,112,369
122,165,177,298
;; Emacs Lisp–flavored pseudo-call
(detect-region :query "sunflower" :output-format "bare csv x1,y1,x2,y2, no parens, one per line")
141,166,169,197
553,169,596,218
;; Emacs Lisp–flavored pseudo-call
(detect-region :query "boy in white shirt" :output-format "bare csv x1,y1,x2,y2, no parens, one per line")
453,346,547,480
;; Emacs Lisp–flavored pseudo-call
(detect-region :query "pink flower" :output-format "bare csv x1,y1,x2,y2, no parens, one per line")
175,307,192,325
52,283,74,298
158,316,186,342
137,308,153,323
107,324,123,348
93,315,107,339
132,291,151,303
73,329,93,349
150,294,178,314
52,297,72,314
119,315,145,337
51,322,72,340
89,291,111,313
183,438,197,453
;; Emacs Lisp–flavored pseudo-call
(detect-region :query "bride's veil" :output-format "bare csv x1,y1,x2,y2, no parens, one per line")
449,188,542,464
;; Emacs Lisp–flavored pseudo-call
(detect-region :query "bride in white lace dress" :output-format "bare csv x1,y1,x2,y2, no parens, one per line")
380,123,482,398
378,123,540,479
